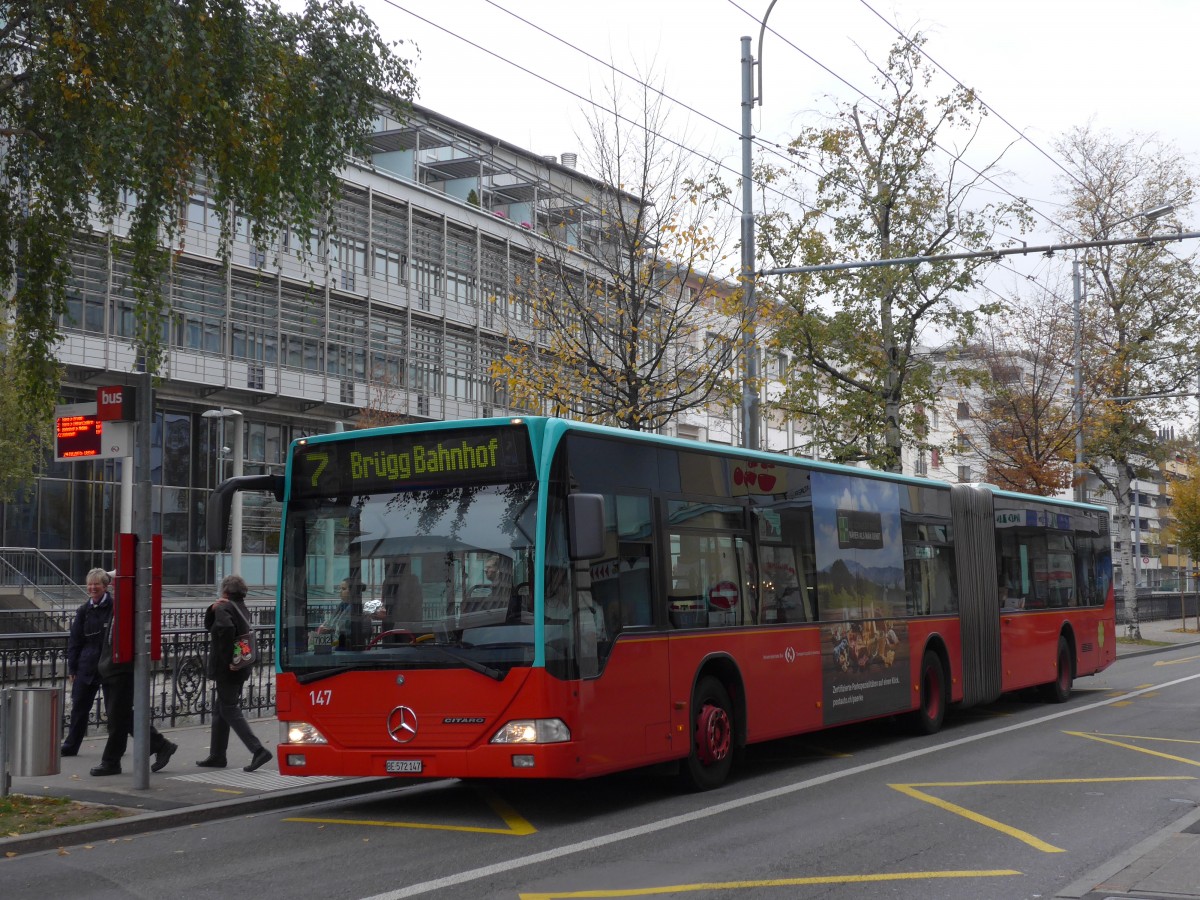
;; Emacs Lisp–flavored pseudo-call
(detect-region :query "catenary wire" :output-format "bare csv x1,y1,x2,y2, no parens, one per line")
380,0,820,218
381,0,1082,308
722,0,1077,239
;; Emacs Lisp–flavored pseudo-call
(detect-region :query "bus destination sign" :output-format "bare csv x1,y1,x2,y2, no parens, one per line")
291,425,535,498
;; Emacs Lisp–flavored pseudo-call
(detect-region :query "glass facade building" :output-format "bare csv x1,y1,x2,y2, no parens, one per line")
2,104,645,591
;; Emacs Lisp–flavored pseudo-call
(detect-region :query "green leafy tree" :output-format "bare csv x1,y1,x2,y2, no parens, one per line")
1055,125,1200,638
0,0,415,499
756,33,1026,470
492,71,745,432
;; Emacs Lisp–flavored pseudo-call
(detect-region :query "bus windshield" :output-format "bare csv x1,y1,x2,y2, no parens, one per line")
279,431,540,677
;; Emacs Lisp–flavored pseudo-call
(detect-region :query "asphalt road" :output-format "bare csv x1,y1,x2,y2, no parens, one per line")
4,645,1199,900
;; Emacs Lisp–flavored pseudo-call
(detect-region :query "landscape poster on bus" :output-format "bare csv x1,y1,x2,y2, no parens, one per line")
813,472,912,725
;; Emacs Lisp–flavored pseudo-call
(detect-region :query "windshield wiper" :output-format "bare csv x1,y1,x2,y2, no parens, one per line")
421,643,505,681
296,665,359,684
297,649,505,683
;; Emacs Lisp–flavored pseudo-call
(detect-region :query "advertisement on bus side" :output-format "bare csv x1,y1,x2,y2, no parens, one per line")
820,619,910,724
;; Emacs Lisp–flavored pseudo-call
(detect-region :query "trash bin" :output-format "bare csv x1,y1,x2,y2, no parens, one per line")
4,687,63,777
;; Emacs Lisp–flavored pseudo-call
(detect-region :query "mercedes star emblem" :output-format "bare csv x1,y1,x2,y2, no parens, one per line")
387,705,418,744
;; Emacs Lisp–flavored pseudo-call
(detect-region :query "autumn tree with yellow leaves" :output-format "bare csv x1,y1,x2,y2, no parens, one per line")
1057,125,1200,638
491,73,746,432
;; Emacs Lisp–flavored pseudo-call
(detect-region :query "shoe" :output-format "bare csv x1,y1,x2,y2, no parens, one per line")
60,745,77,757
244,748,272,773
195,756,227,768
151,740,177,773
90,762,121,776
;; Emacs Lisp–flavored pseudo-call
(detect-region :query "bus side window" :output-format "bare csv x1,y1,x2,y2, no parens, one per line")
668,535,705,628
580,492,654,647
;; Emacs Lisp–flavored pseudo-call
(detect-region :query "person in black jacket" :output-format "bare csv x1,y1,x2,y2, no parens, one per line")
62,569,113,756
196,574,272,772
88,569,178,777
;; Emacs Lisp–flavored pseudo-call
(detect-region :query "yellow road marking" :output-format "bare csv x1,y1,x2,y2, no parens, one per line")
517,870,1022,898
284,785,536,835
1066,731,1200,765
890,777,1192,853
1072,732,1200,746
1154,654,1200,666
212,788,243,795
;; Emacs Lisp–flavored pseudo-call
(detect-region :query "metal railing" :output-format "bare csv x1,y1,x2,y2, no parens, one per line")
0,604,276,635
0,624,276,730
0,547,85,612
1117,591,1200,625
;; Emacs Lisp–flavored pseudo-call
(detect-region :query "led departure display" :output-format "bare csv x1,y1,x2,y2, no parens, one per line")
290,424,535,498
55,413,103,459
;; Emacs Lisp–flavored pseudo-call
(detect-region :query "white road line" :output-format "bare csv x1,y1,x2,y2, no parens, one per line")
357,671,1200,900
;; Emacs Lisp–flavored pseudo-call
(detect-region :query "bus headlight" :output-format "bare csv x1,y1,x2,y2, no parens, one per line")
489,719,571,744
282,721,328,744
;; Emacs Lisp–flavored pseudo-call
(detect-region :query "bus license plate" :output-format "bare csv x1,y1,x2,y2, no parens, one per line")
386,759,423,773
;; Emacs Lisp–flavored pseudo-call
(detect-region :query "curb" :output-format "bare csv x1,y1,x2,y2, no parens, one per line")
1116,637,1200,659
0,775,403,858
1056,803,1200,899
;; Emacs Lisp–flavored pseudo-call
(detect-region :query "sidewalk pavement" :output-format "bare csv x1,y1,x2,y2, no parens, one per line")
2,715,396,857
2,621,1199,899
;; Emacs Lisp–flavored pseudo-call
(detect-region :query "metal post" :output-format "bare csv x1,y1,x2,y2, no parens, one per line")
1,688,10,798
739,35,759,450
120,458,133,533
231,413,244,577
203,408,244,583
1073,259,1085,503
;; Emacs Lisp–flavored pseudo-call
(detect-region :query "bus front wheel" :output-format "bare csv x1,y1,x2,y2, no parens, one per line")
1040,637,1073,703
681,676,734,791
908,650,946,735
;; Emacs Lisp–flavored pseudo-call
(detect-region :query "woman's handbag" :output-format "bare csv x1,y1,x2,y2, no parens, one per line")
225,602,257,671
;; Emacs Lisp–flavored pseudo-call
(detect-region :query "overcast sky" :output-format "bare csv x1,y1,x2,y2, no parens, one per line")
289,0,1200,296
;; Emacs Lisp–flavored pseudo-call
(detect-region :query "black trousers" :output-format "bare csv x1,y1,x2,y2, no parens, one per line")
100,672,169,766
208,678,265,759
63,675,106,753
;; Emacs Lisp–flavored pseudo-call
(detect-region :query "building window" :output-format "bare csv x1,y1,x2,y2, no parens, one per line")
958,465,972,483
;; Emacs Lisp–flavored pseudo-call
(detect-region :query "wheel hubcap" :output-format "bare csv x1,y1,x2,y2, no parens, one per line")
695,702,731,766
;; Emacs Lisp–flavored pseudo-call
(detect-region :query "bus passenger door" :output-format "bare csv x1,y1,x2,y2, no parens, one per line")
571,495,673,772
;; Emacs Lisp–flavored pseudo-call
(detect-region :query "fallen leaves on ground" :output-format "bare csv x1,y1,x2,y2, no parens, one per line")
0,794,128,837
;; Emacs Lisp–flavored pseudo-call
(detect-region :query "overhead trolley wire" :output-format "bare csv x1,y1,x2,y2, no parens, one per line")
381,0,819,218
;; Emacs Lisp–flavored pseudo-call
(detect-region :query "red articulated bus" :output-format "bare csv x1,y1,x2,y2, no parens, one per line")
210,416,1115,790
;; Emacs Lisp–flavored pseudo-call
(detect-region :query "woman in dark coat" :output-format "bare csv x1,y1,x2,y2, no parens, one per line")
197,574,272,772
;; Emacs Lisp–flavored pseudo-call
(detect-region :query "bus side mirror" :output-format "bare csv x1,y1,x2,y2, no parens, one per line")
567,493,605,561
206,474,285,551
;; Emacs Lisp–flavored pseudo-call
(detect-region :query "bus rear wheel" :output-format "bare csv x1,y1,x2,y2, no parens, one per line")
1040,636,1073,703
681,676,734,791
908,650,946,735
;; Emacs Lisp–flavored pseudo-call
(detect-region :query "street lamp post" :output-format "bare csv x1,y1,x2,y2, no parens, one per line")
737,0,784,450
202,408,244,579
740,34,759,450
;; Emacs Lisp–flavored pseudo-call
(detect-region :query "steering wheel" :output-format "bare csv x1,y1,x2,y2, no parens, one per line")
367,628,413,649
